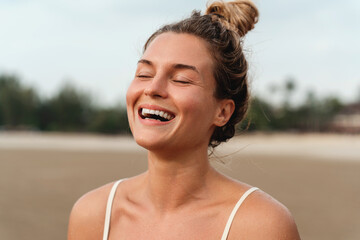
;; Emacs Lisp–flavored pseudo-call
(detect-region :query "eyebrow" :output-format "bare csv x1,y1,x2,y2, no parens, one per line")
138,59,153,66
137,59,199,74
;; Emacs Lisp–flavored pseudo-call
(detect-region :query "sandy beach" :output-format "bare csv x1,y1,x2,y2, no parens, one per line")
0,132,359,240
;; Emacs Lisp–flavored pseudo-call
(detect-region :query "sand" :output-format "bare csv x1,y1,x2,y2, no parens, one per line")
0,132,359,240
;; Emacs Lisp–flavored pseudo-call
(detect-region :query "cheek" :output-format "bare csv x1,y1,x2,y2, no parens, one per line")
126,80,141,107
126,80,143,128
179,90,217,121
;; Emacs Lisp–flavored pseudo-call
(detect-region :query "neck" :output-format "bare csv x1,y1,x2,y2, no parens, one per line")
143,145,216,213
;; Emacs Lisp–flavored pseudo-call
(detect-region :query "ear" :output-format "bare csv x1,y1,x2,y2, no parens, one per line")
213,99,235,127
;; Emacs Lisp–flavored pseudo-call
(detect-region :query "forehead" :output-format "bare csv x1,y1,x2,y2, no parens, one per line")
142,32,214,72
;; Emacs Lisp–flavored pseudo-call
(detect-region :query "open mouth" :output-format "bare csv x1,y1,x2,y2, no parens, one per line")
139,108,175,122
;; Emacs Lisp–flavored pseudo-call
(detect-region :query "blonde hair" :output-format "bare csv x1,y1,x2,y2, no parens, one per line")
206,0,259,37
144,0,259,148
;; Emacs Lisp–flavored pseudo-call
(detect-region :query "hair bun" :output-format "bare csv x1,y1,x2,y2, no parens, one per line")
206,0,259,36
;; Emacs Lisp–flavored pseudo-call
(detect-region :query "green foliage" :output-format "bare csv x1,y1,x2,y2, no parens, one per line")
89,106,129,134
39,83,93,131
239,97,273,131
237,83,344,132
0,73,347,134
0,74,39,129
0,74,130,133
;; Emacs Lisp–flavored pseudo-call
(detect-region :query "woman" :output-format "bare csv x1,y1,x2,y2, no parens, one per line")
68,1,301,239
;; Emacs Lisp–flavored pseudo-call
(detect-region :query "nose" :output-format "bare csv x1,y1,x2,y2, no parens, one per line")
144,75,168,98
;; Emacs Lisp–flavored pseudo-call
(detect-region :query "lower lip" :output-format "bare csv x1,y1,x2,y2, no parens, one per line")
137,113,174,126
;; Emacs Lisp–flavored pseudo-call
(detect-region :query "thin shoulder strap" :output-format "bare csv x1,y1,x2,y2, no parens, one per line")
102,179,125,240
220,187,259,240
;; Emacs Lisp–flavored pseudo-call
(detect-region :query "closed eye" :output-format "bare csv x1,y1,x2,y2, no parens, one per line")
173,80,192,84
136,75,152,79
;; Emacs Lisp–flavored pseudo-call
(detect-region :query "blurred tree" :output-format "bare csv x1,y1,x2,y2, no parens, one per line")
39,83,94,131
292,91,319,131
317,95,343,131
238,78,343,133
238,97,273,132
0,74,39,129
283,77,296,109
0,74,345,134
89,106,129,134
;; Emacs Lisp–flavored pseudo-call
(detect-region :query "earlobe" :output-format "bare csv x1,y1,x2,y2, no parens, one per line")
214,99,235,127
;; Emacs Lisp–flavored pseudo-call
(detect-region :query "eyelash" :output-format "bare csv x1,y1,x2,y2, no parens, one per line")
136,75,152,79
136,74,192,84
173,80,191,84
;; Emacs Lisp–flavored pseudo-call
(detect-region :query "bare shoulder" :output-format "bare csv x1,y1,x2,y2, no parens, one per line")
67,182,115,240
230,187,301,240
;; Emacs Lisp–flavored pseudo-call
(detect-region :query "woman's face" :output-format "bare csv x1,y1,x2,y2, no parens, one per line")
126,32,228,152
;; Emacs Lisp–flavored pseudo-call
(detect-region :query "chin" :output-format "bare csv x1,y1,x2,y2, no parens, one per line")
133,135,167,151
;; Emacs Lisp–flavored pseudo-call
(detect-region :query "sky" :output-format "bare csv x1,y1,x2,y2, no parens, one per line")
0,0,359,106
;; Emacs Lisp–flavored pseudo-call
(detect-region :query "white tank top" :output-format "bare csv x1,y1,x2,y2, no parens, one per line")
103,179,258,240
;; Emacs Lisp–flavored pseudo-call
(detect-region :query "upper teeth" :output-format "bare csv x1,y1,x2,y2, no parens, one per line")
141,108,174,120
